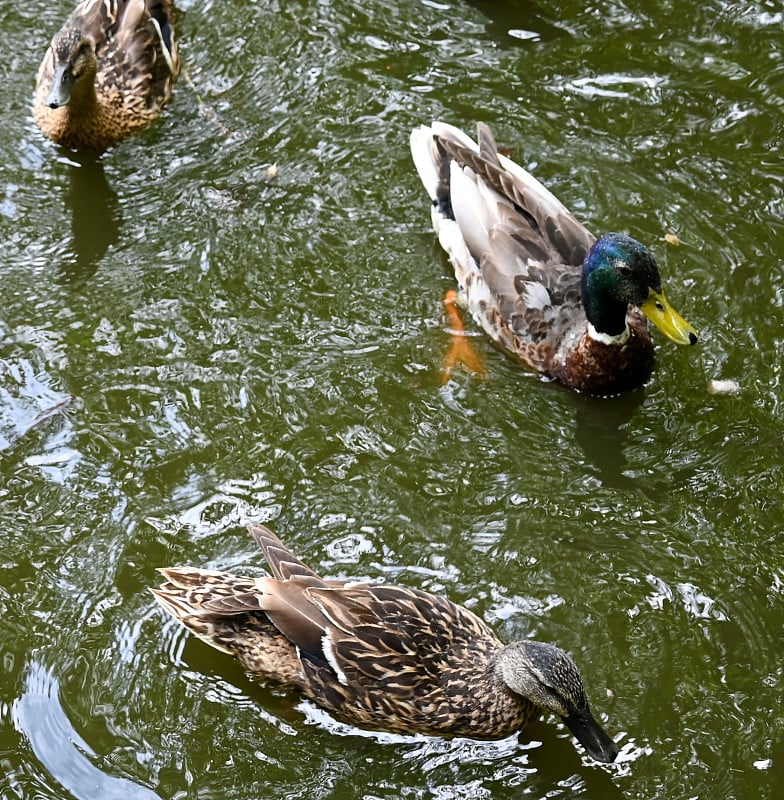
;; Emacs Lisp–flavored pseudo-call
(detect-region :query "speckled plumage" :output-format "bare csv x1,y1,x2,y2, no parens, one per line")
410,121,698,396
34,0,179,151
151,525,618,762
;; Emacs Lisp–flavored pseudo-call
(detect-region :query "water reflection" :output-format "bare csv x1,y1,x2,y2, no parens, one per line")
518,732,628,799
12,661,161,800
573,388,702,499
572,391,645,490
0,350,71,455
463,0,566,44
61,152,122,279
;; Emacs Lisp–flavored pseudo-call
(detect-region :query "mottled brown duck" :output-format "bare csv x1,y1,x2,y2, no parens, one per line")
151,525,618,762
34,0,179,151
410,121,699,396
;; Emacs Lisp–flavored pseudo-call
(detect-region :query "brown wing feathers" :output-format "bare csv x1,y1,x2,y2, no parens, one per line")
153,528,479,690
248,524,324,583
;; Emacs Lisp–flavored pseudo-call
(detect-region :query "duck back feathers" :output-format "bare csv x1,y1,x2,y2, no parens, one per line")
411,123,599,381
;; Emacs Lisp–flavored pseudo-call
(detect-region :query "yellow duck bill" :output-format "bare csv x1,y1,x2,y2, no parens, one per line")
641,289,699,346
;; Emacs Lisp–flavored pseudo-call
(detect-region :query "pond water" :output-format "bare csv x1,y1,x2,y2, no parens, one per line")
1,1,783,798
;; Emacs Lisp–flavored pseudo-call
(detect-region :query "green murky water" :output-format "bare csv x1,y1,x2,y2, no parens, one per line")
1,0,783,797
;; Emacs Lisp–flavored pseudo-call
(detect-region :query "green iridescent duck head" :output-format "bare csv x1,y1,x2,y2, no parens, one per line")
581,232,698,345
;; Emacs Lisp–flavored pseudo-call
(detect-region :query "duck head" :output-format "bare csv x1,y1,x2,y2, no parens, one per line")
45,28,98,109
581,232,698,345
496,640,619,763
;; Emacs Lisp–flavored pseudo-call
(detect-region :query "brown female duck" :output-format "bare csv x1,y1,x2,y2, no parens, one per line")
410,122,699,396
152,524,618,762
34,0,179,151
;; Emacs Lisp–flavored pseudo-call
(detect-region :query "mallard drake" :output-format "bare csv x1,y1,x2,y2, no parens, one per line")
34,0,179,151
151,525,618,762
410,121,699,396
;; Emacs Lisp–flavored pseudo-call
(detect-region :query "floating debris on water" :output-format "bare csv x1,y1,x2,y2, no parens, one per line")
707,378,740,395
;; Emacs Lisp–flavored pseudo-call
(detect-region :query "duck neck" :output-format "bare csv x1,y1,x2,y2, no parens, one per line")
69,74,98,115
586,321,631,345
581,270,630,338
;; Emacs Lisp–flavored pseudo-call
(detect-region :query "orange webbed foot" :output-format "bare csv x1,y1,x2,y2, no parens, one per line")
441,290,487,384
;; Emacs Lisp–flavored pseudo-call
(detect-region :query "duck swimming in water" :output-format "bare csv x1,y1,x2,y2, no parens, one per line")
410,121,698,395
152,524,618,762
34,0,179,151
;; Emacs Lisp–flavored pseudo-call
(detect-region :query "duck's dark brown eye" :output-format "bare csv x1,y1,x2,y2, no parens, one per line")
617,264,632,277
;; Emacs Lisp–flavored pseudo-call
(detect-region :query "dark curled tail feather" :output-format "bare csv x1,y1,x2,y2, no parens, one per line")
433,137,455,219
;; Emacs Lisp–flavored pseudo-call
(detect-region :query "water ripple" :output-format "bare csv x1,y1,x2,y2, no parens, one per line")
12,661,161,800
